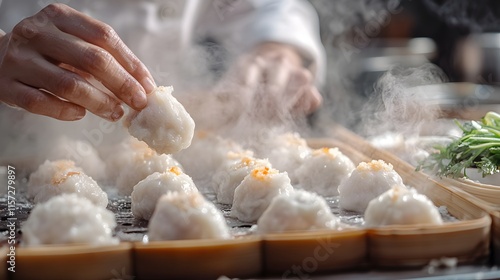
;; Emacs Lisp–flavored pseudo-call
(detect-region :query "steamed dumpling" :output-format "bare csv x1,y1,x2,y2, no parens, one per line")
364,185,443,227
295,147,355,196
115,147,182,195
338,160,405,213
27,160,108,207
256,132,311,184
174,131,248,186
257,190,338,234
22,194,118,246
131,167,198,220
231,166,294,223
126,86,195,154
212,156,272,204
148,192,230,241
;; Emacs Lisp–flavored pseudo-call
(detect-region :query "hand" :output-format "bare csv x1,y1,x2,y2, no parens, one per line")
0,3,156,121
219,42,322,119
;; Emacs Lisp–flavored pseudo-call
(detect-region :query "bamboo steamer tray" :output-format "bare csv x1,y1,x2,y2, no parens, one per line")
315,124,492,267
133,237,262,280
1,247,8,280
262,229,367,275
438,177,500,205
9,243,132,280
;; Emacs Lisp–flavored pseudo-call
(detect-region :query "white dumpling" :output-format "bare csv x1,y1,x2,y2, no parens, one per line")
257,190,338,234
295,147,355,196
231,166,294,223
257,132,311,183
338,160,405,213
174,131,248,186
48,136,107,182
364,185,443,227
126,86,195,154
148,192,230,241
27,160,108,207
115,147,182,195
131,167,198,220
212,156,272,204
22,194,118,246
103,137,151,183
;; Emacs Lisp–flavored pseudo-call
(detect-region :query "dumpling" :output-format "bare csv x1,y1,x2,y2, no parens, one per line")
115,147,182,195
148,192,230,241
231,166,294,223
257,190,338,234
131,167,198,220
212,156,272,204
48,136,107,182
256,132,311,183
22,194,118,246
295,147,355,196
338,160,405,213
126,86,195,154
364,185,443,227
103,137,151,183
174,131,248,186
27,160,108,207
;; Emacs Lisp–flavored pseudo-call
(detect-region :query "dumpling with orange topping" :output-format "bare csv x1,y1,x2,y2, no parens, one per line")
256,132,311,183
126,86,195,155
338,160,406,213
131,167,199,220
212,156,272,204
295,147,355,196
27,160,108,207
257,190,339,234
115,146,183,195
174,131,249,186
148,192,230,241
364,185,443,227
231,166,294,222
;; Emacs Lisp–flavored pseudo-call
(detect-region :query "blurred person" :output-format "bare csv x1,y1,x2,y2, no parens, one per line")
0,0,325,123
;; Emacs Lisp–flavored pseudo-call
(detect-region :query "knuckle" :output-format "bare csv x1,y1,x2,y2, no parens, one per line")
82,47,113,73
41,3,66,17
17,91,42,112
95,24,119,46
117,77,134,98
56,74,80,97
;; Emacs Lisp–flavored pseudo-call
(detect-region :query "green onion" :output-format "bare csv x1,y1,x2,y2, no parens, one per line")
417,111,500,178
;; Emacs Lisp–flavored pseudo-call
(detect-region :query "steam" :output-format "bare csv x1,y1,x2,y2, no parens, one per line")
360,63,448,138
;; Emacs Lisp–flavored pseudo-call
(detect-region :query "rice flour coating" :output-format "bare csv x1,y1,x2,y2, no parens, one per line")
22,194,118,246
148,192,230,241
131,167,198,220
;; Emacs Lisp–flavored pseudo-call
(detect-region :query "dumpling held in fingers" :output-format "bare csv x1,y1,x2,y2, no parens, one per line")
131,167,198,220
126,86,195,154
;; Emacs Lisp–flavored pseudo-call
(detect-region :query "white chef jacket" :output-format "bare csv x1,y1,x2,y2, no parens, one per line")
0,0,325,89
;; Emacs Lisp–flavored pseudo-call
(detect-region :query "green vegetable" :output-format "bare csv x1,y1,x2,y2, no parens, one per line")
418,111,500,178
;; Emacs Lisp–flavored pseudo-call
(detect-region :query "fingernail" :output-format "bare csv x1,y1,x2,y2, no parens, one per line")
110,106,124,121
132,92,147,109
143,77,156,94
70,107,86,120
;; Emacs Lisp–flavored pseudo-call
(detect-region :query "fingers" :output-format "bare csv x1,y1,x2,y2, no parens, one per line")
31,28,147,110
41,4,156,94
3,82,86,121
16,55,124,121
